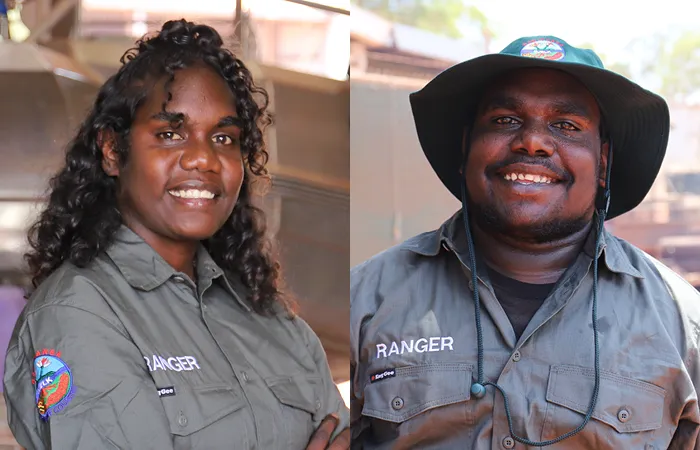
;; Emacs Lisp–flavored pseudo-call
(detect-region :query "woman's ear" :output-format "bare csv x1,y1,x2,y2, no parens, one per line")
99,130,120,177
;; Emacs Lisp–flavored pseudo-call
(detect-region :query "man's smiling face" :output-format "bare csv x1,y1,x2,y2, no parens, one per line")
465,68,608,243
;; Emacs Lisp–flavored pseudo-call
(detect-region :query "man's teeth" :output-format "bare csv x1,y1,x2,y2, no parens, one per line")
503,173,553,184
168,189,216,199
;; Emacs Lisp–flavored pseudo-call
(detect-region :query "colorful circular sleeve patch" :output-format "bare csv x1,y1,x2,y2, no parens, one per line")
520,39,566,60
32,349,75,420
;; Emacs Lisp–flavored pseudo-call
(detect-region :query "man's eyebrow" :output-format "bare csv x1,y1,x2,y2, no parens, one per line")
550,99,594,119
479,95,595,120
479,94,524,113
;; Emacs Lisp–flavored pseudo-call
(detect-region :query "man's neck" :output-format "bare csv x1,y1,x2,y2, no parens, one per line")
472,221,592,285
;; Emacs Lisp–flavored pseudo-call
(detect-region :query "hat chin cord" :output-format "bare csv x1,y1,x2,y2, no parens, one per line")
460,143,613,446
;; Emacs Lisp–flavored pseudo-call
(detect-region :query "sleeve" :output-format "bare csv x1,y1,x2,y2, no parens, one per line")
295,317,350,441
349,360,365,449
669,339,700,450
3,300,174,450
653,262,700,449
349,260,376,449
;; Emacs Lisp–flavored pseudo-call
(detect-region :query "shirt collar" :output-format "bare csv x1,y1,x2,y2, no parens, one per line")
582,222,644,279
402,210,644,279
105,225,253,310
194,245,252,311
105,226,175,291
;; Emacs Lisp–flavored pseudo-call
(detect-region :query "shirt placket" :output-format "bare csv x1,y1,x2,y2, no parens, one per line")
444,241,521,448
489,352,530,450
472,283,521,450
488,255,594,450
199,286,273,449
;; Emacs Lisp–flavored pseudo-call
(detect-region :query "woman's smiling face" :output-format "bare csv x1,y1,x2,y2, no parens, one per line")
103,64,246,244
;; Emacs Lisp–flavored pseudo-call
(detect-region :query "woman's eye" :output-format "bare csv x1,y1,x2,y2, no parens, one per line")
213,135,236,145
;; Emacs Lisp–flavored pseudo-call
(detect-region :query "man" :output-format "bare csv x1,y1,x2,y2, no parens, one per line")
350,35,700,449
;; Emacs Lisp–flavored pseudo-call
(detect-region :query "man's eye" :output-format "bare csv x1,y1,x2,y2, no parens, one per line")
553,122,579,131
494,117,518,125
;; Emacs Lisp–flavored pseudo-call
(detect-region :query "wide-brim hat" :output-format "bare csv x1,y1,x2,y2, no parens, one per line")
409,35,670,220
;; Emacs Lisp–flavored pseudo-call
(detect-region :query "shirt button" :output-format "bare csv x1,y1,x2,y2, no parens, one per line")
173,276,185,283
502,436,515,449
468,280,474,291
315,398,322,411
512,351,521,362
391,397,404,410
241,371,249,382
201,304,208,310
177,411,188,427
617,408,631,423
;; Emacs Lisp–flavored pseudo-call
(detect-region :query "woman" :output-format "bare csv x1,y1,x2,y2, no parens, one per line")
3,20,349,449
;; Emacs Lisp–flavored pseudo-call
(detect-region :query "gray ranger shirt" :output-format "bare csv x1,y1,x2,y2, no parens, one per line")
350,211,700,449
3,226,349,449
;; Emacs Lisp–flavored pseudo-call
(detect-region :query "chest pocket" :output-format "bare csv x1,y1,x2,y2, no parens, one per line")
160,384,248,450
265,374,323,447
542,365,666,445
361,363,473,445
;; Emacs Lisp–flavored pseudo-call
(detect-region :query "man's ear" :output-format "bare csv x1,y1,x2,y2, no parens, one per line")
598,141,610,189
99,130,120,177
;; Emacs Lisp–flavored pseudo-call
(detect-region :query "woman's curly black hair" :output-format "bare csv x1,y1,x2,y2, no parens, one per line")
25,19,293,315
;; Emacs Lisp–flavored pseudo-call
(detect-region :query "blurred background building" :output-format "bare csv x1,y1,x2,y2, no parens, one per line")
350,1,700,293
0,0,349,446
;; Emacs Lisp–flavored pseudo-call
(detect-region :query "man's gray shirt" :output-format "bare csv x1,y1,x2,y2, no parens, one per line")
4,226,349,449
350,211,700,449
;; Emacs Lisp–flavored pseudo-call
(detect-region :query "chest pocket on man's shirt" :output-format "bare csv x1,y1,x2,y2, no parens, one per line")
160,384,248,449
360,363,474,444
541,364,666,447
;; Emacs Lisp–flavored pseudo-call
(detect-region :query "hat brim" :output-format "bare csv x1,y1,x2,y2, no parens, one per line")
409,54,670,220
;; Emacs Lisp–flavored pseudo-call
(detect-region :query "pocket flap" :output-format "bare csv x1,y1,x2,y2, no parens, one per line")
361,363,473,423
546,365,666,433
266,375,323,415
163,385,246,436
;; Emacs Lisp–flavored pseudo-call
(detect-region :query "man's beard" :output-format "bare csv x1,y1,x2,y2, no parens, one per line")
467,199,593,245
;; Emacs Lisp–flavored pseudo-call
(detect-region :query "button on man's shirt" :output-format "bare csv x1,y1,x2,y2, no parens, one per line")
3,226,349,450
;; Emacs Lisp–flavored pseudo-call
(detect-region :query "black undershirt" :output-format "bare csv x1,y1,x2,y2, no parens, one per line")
486,267,555,340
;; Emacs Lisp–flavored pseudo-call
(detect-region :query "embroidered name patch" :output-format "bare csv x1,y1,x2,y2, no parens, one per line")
370,369,396,383
520,39,565,61
157,386,176,397
32,349,75,420
375,336,454,359
144,355,201,372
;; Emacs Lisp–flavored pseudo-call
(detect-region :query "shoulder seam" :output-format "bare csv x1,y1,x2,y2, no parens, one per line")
642,251,699,297
27,303,131,342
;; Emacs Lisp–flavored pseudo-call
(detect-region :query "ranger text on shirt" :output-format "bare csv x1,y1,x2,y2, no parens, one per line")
376,336,454,359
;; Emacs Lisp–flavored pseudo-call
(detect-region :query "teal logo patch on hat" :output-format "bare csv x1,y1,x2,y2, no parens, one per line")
520,39,565,61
